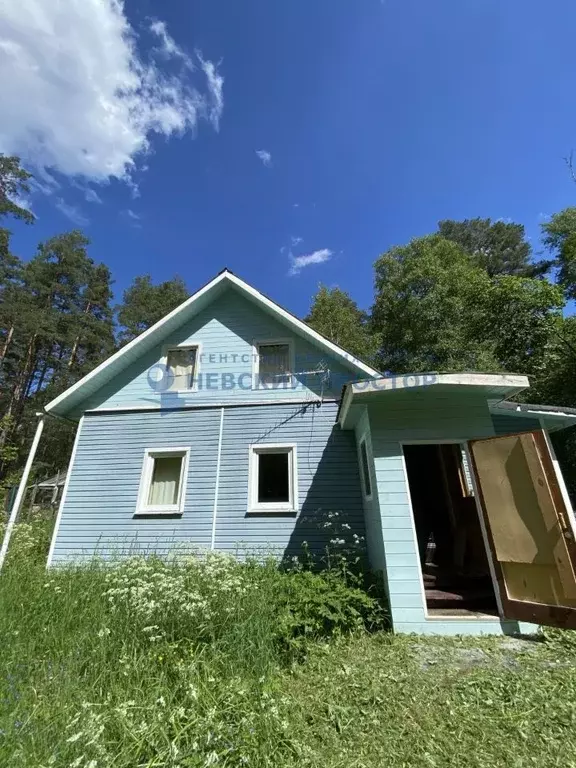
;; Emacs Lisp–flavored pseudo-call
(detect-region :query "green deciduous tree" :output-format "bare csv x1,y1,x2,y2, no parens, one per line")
471,276,564,377
541,207,576,300
372,235,564,377
372,236,495,373
305,285,379,365
117,275,189,344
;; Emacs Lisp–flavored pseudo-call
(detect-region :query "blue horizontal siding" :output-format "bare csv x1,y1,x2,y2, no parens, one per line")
51,401,366,565
215,402,365,558
80,290,357,414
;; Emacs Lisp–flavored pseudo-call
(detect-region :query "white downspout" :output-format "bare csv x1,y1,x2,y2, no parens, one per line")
210,407,225,550
0,413,45,571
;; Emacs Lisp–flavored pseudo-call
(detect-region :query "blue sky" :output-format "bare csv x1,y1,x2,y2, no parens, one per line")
3,0,576,318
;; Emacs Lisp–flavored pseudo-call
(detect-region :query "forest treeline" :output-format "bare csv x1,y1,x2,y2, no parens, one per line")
0,157,190,489
2,155,576,494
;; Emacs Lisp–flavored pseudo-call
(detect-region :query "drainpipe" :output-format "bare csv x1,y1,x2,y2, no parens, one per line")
0,412,45,572
210,407,225,550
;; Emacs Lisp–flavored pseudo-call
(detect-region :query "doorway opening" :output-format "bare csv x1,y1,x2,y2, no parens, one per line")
403,443,498,617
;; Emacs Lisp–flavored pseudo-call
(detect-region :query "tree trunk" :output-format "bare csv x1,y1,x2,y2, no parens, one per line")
68,300,92,369
0,333,37,452
0,325,14,367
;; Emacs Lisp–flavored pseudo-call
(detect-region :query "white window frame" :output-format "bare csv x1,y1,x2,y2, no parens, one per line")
251,338,295,390
248,443,298,513
358,435,373,501
161,342,202,393
135,447,190,516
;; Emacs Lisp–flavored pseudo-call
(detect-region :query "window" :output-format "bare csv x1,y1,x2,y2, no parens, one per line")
165,346,198,391
135,448,189,515
253,340,294,388
248,444,298,512
359,437,372,500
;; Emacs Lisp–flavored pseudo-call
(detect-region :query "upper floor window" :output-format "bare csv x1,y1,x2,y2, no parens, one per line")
253,339,294,388
165,346,198,391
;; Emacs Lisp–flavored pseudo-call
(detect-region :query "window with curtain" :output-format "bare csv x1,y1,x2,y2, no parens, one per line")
136,449,188,514
147,456,183,506
166,347,197,390
256,342,292,387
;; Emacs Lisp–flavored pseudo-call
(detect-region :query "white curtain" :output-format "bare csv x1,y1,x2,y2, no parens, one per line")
167,348,196,390
259,344,290,383
148,457,182,506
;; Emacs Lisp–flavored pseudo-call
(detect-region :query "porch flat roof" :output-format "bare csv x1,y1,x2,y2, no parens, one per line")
338,372,530,428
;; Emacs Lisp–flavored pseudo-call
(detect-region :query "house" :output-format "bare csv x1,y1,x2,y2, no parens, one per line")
12,269,576,635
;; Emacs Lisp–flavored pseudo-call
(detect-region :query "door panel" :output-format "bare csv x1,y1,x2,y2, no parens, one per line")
468,430,576,628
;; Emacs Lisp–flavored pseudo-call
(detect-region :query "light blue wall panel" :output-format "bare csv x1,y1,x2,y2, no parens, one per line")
353,409,388,590
51,402,367,565
80,290,358,414
51,409,221,563
215,401,366,560
367,390,536,636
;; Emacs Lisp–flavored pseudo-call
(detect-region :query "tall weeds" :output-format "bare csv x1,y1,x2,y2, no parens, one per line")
0,522,384,767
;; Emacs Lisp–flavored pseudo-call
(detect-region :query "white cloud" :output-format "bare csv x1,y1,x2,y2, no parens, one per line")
256,149,272,167
289,248,333,276
149,19,192,68
71,182,102,203
291,235,303,246
84,188,102,204
122,208,141,227
55,198,89,226
0,1,224,186
198,52,224,131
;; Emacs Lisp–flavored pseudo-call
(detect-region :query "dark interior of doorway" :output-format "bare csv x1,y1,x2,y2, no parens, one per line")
403,443,498,617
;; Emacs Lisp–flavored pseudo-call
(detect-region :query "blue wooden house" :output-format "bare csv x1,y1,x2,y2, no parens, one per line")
36,269,576,634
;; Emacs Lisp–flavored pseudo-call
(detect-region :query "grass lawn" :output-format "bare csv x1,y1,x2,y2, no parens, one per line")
1,522,576,767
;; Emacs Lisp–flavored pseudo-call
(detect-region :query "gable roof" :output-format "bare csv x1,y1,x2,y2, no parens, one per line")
45,269,380,418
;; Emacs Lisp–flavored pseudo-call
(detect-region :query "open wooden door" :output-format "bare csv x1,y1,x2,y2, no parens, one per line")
468,430,576,628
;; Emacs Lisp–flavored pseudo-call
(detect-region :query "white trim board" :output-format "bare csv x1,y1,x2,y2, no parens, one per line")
84,398,334,415
45,270,380,418
210,408,225,549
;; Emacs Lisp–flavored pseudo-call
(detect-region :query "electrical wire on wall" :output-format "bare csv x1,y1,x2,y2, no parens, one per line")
290,361,334,476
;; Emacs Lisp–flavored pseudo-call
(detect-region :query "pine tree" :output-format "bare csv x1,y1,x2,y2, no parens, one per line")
438,218,550,277
117,275,189,343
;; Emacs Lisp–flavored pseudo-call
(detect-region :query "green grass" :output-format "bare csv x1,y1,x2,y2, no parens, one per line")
1,522,576,767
